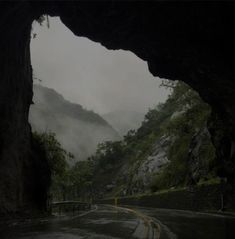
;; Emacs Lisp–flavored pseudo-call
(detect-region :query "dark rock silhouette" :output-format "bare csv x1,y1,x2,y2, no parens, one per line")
0,1,235,214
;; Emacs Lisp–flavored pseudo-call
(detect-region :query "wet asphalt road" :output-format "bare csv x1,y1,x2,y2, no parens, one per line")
0,205,155,239
130,206,235,239
1,205,235,239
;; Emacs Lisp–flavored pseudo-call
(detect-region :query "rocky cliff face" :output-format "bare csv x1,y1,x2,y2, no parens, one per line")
124,135,171,195
0,3,52,214
187,127,215,185
0,4,34,214
90,82,216,197
43,2,235,201
0,1,235,214
94,128,213,197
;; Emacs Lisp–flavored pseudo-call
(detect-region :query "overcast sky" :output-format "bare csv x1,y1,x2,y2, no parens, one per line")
30,17,169,115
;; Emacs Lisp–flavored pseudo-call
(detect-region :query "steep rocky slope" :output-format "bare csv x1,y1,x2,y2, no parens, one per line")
29,84,120,162
89,82,216,197
0,2,235,214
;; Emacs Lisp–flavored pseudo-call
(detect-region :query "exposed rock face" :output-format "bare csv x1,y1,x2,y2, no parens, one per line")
0,4,35,214
49,2,235,193
187,127,215,185
0,1,235,213
125,135,171,195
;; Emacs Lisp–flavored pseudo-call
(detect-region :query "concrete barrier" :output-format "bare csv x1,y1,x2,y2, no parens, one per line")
96,184,235,212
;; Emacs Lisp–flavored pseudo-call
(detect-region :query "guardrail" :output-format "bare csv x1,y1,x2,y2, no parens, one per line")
51,201,92,215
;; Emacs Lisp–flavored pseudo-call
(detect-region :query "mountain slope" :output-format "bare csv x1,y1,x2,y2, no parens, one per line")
103,110,145,136
29,84,120,162
88,81,216,197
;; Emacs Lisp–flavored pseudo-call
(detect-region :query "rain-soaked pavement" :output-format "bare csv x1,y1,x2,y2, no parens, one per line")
1,205,235,239
0,205,157,239
130,206,235,239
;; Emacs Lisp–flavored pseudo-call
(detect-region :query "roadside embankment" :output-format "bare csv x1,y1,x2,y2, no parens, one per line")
97,183,235,212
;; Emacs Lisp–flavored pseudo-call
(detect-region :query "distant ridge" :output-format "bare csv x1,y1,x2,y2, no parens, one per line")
29,84,120,162
103,110,145,136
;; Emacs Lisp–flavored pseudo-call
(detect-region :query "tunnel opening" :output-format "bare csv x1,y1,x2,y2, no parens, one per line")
28,16,220,210
0,2,235,217
29,16,171,202
30,16,170,160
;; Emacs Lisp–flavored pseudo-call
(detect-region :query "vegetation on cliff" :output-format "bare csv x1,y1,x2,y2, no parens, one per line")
85,81,217,197
32,132,95,201
34,81,217,201
30,84,120,162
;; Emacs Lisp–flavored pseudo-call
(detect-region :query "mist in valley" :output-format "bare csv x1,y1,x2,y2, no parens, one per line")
30,17,170,162
29,84,120,162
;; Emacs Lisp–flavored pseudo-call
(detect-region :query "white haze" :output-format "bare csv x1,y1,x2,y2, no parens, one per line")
30,17,170,161
30,111,120,162
29,85,120,162
31,17,170,116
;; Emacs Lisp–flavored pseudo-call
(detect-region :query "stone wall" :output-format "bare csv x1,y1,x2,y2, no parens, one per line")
98,184,235,212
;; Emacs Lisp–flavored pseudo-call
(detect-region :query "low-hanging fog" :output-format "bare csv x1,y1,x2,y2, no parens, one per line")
29,84,120,162
30,17,170,161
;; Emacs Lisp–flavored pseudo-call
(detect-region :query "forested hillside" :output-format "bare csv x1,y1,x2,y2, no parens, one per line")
29,84,120,162
103,110,145,136
87,81,217,198
38,81,218,201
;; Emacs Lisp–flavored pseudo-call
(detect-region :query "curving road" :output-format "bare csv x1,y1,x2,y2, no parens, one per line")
1,205,235,239
127,206,235,239
0,205,158,239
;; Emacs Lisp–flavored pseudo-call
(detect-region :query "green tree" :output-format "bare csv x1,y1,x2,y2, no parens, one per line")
32,132,72,201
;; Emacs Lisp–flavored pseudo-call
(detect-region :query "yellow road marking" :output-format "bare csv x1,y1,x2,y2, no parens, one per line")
108,205,161,239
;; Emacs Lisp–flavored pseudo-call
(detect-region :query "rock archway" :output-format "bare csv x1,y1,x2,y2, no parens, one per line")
0,1,235,214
